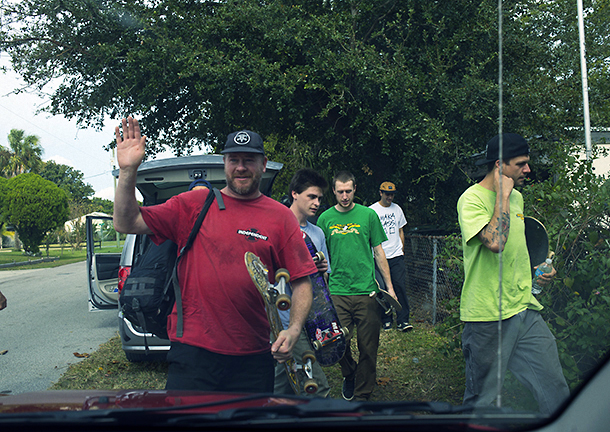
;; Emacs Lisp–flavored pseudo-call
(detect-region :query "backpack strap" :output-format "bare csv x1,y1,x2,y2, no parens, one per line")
214,188,225,210
170,187,223,338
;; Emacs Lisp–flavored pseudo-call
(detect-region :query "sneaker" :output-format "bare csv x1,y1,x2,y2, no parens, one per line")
382,321,393,331
342,377,355,401
397,322,414,332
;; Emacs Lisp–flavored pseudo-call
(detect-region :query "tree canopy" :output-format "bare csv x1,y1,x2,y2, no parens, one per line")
2,0,609,226
0,173,69,253
39,160,95,202
0,129,44,177
90,197,114,215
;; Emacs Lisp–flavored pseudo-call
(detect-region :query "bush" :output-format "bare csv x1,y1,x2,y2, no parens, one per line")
525,153,610,387
0,173,69,254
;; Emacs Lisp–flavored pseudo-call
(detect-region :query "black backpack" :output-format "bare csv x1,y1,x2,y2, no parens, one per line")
120,238,178,340
120,187,224,349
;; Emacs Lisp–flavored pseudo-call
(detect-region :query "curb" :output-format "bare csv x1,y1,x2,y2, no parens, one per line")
0,257,60,269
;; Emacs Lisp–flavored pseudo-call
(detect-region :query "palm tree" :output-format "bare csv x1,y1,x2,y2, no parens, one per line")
0,129,44,250
1,129,44,178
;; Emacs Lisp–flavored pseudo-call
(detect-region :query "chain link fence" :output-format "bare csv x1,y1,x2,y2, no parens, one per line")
403,234,463,324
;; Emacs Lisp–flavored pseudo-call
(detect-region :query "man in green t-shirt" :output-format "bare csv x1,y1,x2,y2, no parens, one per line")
317,171,397,401
457,133,569,415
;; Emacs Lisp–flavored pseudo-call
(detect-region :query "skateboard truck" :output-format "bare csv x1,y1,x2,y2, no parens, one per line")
311,323,349,351
272,268,291,311
293,351,318,394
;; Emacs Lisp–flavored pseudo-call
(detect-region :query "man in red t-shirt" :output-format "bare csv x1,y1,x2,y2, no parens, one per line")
113,117,316,392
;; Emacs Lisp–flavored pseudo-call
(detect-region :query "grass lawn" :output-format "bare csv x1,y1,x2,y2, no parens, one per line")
50,322,467,405
0,244,122,270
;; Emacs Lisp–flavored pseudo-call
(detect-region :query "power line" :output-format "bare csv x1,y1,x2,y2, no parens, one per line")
0,100,107,161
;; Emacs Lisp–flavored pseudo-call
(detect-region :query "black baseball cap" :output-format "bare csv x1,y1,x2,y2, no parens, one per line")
221,130,265,155
475,133,530,166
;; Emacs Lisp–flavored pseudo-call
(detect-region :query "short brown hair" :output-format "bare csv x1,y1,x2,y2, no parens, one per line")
332,171,356,190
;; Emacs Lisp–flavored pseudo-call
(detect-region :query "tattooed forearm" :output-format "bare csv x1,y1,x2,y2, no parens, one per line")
499,211,510,234
478,210,510,252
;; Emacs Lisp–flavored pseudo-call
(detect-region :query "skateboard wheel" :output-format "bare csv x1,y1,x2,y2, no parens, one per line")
341,327,349,338
369,291,377,298
314,251,325,262
312,340,322,350
276,294,291,311
302,351,316,364
303,379,318,394
275,268,290,283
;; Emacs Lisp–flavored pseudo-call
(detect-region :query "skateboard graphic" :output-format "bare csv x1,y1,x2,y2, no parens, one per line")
524,216,550,279
301,232,348,367
244,251,318,395
370,280,402,317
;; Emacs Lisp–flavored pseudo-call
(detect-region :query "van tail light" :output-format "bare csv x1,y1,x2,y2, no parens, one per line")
117,266,131,295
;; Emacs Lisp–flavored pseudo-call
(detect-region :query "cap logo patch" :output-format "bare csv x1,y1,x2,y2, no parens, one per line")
234,132,251,145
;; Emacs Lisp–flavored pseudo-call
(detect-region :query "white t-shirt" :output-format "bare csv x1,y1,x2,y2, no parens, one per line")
369,202,407,259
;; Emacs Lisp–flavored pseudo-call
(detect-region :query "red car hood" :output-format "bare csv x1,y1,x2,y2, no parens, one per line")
0,389,304,414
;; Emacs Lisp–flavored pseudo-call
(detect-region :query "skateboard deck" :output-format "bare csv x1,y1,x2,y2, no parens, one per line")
524,216,550,279
371,280,402,316
301,232,348,367
244,251,318,395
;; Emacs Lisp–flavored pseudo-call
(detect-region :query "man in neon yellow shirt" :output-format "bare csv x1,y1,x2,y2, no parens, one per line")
457,133,569,415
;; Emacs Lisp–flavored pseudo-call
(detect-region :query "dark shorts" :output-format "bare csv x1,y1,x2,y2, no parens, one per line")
165,341,275,393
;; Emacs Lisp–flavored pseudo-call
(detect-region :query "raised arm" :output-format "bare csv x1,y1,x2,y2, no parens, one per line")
113,117,153,235
477,169,514,253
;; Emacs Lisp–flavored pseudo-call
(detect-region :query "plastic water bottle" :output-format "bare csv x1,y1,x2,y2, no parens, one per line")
532,258,553,295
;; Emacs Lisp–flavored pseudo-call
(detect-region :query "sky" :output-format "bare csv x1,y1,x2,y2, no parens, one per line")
1,54,125,201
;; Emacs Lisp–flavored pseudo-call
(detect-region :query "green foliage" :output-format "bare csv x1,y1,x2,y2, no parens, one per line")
523,149,610,387
435,296,463,355
3,0,610,226
0,173,69,253
39,160,95,202
97,219,119,243
550,289,610,384
64,200,90,250
435,233,465,356
1,129,44,177
90,197,114,215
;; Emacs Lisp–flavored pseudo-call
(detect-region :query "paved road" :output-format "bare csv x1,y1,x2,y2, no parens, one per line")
0,261,117,395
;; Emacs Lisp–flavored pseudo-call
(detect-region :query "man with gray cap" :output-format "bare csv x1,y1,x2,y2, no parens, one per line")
113,117,315,393
457,133,569,414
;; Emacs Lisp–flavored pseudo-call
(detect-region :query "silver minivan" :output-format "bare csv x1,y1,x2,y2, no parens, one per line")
86,154,283,361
